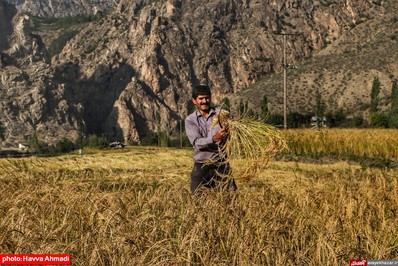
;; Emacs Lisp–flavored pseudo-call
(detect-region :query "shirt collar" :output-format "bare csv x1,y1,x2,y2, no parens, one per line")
196,107,216,118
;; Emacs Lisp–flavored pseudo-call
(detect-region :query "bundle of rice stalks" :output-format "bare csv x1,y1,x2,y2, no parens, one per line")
212,109,287,179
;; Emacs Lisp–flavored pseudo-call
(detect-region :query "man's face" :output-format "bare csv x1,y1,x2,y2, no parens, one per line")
192,94,211,113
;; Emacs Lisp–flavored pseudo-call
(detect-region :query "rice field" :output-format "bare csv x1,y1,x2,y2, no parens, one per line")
283,128,398,159
0,129,398,265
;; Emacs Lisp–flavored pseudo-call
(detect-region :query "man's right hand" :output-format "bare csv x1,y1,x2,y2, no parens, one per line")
212,128,228,143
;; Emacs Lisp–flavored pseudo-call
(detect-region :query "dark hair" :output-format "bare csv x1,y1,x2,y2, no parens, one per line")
192,85,211,99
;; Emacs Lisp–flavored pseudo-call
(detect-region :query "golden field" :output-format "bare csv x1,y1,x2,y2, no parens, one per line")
0,129,398,265
282,128,398,159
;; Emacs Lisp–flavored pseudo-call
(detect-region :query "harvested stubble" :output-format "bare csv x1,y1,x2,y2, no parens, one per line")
213,111,287,179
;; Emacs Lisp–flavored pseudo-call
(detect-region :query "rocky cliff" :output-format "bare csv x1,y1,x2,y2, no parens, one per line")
237,0,398,118
0,0,82,146
0,0,395,147
6,0,119,17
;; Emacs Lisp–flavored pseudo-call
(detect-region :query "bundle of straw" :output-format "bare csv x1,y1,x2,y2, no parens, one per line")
212,109,287,179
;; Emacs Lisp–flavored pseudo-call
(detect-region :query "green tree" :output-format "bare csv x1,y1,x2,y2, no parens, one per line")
315,90,326,127
158,131,169,147
28,133,41,153
325,109,346,127
48,30,78,57
220,97,231,112
267,114,284,127
260,95,269,121
55,138,76,153
388,81,398,128
85,134,109,148
0,122,4,140
391,81,398,109
76,121,86,149
238,99,245,116
237,100,254,118
370,111,389,128
370,77,381,113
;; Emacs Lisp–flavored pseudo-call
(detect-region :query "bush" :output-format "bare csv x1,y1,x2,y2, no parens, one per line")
85,134,109,148
267,114,284,127
140,132,158,146
55,138,76,153
326,110,347,127
48,30,78,57
288,112,312,128
370,112,389,128
0,123,4,140
388,109,398,128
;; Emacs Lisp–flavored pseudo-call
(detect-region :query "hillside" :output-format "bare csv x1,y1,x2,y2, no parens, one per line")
1,0,396,147
237,0,398,120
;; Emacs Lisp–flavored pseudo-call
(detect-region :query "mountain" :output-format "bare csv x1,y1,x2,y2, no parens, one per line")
0,0,396,147
236,0,398,120
5,0,119,17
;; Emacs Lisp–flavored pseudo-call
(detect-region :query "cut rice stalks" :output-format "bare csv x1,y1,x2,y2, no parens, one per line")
212,110,287,180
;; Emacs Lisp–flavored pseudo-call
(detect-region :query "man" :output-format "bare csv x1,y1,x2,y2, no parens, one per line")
185,84,237,194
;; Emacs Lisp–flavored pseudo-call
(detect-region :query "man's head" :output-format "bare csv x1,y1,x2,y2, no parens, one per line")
192,85,212,114
192,85,211,99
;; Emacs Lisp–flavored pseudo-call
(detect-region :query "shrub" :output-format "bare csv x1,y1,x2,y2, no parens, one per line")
0,122,4,140
48,30,78,57
55,138,76,153
85,134,109,148
370,112,389,128
141,132,159,146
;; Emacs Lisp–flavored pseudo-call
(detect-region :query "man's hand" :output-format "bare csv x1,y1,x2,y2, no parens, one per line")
212,128,228,143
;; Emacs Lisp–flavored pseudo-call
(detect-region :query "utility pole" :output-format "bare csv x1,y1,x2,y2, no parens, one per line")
275,32,301,130
179,119,183,148
283,35,287,130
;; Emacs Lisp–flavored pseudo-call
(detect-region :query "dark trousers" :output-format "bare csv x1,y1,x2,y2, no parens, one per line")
190,162,237,194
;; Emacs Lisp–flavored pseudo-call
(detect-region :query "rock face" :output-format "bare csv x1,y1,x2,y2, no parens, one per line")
5,0,119,17
0,0,396,146
0,0,81,146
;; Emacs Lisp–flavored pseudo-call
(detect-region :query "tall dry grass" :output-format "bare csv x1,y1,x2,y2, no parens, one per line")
0,146,397,265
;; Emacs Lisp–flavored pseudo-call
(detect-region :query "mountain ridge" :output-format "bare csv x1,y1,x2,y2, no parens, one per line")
5,0,119,17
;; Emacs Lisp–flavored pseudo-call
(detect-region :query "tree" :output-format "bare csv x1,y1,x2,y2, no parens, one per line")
85,134,109,148
55,138,75,153
260,95,269,121
28,133,41,153
325,109,346,127
315,89,326,128
370,112,389,128
370,77,381,113
388,81,398,128
0,122,4,141
288,112,311,128
267,114,284,127
238,99,245,116
391,81,398,110
220,97,231,112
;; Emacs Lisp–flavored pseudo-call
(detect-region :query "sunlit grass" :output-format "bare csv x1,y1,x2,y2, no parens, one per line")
283,128,398,159
1,141,398,265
